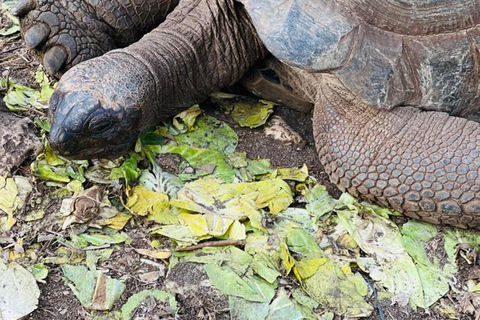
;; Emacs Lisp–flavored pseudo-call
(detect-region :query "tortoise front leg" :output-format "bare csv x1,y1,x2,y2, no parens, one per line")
314,74,480,228
13,0,179,75
47,0,266,159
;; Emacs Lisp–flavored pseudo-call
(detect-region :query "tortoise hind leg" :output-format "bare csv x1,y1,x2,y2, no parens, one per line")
12,0,179,76
314,74,480,228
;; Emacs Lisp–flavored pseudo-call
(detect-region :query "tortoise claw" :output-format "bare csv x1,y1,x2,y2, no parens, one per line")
11,0,35,17
24,23,50,49
44,46,68,75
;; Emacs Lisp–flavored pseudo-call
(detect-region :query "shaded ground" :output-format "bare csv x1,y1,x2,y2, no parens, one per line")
1,7,479,320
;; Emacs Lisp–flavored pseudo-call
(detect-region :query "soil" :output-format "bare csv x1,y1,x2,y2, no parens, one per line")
1,8,479,320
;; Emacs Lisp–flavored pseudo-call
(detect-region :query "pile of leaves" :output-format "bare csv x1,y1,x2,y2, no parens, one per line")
2,5,480,319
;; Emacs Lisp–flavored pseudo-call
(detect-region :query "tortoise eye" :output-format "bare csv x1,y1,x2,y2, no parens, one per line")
88,116,112,134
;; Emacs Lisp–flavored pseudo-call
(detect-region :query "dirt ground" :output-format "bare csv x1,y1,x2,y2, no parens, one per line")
1,7,479,320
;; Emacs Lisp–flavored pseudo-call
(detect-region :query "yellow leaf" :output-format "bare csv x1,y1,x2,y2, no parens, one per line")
101,212,132,230
126,185,170,217
134,248,171,260
280,240,295,276
171,178,293,231
226,220,246,240
178,213,209,237
0,176,21,215
204,214,234,237
294,258,328,280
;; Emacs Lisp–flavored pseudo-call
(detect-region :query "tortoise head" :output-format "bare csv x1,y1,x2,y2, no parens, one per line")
48,89,141,159
47,57,153,159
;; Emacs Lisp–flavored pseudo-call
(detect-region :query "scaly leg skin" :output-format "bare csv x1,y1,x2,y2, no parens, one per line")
12,0,179,75
314,74,480,229
47,0,266,158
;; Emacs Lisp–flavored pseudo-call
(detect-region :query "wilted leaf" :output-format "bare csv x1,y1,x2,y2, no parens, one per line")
172,105,203,132
100,212,132,230
0,262,40,320
305,185,335,218
71,186,103,223
401,221,460,307
204,263,276,303
86,249,114,270
121,290,177,320
139,164,184,199
302,258,372,317
251,254,281,284
134,248,171,260
336,195,425,308
152,225,197,244
211,93,276,128
62,265,126,310
125,185,171,222
0,25,19,36
171,178,293,231
274,165,309,182
229,296,270,320
0,176,22,215
265,288,303,320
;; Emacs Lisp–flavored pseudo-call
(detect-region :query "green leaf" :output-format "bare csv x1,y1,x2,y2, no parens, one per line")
30,161,71,183
62,265,126,310
336,202,426,309
286,229,323,256
161,144,235,182
401,221,459,308
34,118,51,132
229,296,270,320
110,155,141,186
204,264,276,303
140,127,164,146
174,115,238,153
265,288,303,320
305,185,336,218
31,264,49,282
76,232,131,246
301,258,372,317
0,25,19,36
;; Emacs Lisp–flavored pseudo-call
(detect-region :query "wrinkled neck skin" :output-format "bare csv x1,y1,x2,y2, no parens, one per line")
48,0,266,159
120,0,266,124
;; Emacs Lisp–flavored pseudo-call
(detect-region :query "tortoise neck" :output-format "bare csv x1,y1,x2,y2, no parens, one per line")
116,0,266,125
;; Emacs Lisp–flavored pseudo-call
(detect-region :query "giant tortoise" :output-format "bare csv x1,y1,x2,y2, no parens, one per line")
12,0,480,228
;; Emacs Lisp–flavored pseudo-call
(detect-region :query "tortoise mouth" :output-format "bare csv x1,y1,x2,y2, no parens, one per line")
49,126,138,159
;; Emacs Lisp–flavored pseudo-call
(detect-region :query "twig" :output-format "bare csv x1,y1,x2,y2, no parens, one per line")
175,239,245,252
366,279,385,320
83,244,111,251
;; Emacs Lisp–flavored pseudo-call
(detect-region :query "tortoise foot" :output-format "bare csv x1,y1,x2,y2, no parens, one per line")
12,0,116,76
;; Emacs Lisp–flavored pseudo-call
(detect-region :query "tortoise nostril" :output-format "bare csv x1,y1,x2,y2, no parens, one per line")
49,125,71,146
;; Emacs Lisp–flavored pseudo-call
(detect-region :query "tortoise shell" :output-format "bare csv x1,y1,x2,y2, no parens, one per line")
240,0,480,119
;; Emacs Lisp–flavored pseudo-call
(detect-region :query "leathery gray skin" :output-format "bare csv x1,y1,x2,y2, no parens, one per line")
18,0,480,227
